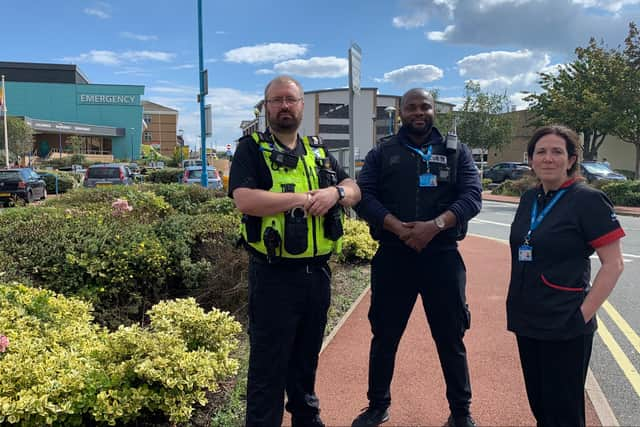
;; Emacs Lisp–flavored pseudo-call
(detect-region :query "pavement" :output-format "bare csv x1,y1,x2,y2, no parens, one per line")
301,235,602,426
482,191,640,217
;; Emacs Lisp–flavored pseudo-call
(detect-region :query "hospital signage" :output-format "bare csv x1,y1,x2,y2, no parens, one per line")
78,94,139,105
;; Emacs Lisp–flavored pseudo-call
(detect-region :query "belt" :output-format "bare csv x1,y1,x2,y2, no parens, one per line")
249,253,330,271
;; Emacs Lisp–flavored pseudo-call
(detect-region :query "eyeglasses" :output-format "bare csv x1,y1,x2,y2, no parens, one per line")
265,97,302,107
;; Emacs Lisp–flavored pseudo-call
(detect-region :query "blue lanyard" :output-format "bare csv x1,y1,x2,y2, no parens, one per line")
404,143,432,163
525,189,567,244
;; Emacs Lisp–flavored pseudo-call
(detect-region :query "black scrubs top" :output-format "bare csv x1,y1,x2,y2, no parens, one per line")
507,179,625,340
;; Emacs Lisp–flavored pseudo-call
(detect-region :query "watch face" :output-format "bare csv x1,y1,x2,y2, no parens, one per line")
337,186,345,200
435,216,445,229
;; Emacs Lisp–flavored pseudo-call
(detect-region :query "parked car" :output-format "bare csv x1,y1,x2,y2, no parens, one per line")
182,159,203,168
182,166,223,189
0,168,47,205
58,164,87,176
83,163,134,188
484,162,531,183
580,161,627,183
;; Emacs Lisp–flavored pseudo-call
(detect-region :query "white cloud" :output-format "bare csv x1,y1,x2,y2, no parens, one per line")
427,25,455,41
224,43,308,64
63,50,121,65
393,14,429,29
122,51,174,62
171,64,195,70
255,69,275,75
457,49,550,79
63,50,175,66
377,64,444,85
405,0,639,53
273,57,348,78
120,32,158,41
84,7,110,19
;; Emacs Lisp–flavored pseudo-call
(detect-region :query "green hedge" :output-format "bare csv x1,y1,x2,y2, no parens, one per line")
36,170,78,194
145,168,183,184
0,284,241,426
601,180,640,207
0,185,245,328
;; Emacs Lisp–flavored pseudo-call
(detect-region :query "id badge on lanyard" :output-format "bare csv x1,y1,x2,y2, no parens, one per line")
520,189,567,262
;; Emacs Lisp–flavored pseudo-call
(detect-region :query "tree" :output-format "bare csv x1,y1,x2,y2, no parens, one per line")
441,81,514,152
0,116,34,159
525,38,625,160
612,22,640,178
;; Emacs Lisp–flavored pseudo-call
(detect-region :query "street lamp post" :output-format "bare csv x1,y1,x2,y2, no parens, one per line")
197,0,208,187
178,129,184,165
384,106,396,135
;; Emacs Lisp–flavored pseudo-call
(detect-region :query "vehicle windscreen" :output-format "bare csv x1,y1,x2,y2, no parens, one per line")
88,167,120,179
583,163,612,174
0,171,21,180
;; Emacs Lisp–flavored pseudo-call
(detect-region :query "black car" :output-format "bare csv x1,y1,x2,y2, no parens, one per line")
0,168,47,205
580,161,627,183
483,162,531,183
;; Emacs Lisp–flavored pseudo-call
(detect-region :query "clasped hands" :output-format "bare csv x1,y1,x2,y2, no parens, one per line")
396,221,439,252
303,188,339,217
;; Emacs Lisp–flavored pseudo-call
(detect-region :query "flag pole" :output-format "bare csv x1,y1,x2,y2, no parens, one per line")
1,75,8,168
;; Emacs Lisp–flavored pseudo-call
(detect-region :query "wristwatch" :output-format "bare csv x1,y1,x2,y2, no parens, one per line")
335,186,345,201
434,215,446,230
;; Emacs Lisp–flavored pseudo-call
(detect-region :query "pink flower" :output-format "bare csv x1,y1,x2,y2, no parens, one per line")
111,198,133,216
0,335,9,353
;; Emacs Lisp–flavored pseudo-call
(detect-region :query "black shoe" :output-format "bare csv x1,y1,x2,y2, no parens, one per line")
351,407,390,427
446,414,476,427
292,413,325,427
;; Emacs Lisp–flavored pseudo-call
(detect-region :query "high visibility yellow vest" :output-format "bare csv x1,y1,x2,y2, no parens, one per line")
241,132,343,259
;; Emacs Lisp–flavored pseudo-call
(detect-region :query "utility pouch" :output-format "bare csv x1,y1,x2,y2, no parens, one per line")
243,214,262,243
284,207,308,255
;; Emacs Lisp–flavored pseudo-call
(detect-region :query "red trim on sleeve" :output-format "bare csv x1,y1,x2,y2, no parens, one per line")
541,274,584,292
589,228,626,248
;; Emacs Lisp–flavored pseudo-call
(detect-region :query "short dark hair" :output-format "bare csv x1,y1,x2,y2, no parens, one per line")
400,88,434,109
527,125,580,176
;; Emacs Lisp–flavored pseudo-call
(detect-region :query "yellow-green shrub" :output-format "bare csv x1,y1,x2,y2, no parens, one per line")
0,284,241,426
338,218,378,263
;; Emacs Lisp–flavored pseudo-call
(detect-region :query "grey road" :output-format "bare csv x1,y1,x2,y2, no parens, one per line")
469,200,640,427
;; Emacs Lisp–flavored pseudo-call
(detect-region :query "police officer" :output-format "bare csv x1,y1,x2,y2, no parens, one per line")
352,88,481,427
229,75,360,427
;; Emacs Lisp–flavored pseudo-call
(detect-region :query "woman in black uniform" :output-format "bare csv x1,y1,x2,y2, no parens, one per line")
507,125,625,427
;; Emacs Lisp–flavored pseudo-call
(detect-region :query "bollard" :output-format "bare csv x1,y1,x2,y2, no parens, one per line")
55,174,59,195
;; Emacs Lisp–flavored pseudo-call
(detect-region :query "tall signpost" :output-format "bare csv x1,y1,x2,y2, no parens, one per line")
348,43,361,177
197,0,209,187
2,75,9,168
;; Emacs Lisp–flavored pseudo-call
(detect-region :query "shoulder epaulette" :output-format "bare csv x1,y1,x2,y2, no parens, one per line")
377,134,396,145
238,134,255,145
249,131,270,144
305,135,324,147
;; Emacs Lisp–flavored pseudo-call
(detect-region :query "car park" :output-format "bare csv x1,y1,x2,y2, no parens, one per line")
0,168,47,204
580,161,627,183
83,163,134,188
483,162,531,183
182,166,223,189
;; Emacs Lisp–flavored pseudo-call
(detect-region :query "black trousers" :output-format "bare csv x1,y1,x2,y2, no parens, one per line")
245,257,331,427
366,246,472,416
516,333,594,427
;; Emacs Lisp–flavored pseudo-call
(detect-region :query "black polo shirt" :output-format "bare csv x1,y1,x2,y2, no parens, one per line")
228,131,349,196
507,179,625,340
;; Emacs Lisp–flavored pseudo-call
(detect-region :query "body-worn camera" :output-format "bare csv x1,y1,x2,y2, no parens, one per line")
270,150,298,169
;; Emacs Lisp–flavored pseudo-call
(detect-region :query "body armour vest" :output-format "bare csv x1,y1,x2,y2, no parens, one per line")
241,132,343,259
374,133,461,247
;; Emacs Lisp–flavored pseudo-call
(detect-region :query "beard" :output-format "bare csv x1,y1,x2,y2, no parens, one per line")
268,110,302,133
404,121,433,137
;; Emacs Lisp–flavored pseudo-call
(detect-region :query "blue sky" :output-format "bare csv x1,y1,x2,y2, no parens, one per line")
3,0,640,151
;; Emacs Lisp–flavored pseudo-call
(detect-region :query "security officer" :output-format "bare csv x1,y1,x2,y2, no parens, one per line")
352,88,481,427
229,75,360,427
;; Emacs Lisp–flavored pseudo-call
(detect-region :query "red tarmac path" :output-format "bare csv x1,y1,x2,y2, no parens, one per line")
301,235,602,427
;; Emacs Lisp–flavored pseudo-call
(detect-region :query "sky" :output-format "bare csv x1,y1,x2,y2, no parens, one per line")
3,0,640,152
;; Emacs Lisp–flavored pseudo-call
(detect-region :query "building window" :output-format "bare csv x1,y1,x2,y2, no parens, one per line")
144,131,152,141
322,139,350,149
319,103,349,118
319,124,350,134
144,114,152,125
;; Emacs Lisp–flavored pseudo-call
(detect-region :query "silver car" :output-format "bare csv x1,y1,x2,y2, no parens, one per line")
83,163,134,188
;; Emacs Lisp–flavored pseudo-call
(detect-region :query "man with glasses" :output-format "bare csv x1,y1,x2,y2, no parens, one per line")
229,75,360,427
